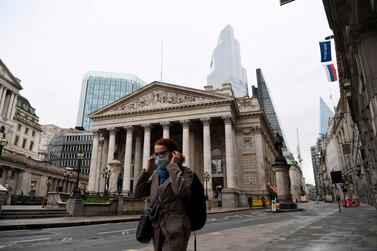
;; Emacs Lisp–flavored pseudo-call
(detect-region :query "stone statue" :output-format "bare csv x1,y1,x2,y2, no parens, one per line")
274,133,284,157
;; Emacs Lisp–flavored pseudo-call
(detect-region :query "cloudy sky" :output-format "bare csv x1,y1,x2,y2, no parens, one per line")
0,0,339,184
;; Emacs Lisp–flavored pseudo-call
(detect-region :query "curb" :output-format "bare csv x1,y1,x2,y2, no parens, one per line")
265,208,305,213
0,207,264,231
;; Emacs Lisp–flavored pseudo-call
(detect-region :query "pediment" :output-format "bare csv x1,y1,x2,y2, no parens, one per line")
0,59,23,90
91,81,234,117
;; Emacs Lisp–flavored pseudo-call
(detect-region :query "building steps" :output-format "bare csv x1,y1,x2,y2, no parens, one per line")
1,209,70,219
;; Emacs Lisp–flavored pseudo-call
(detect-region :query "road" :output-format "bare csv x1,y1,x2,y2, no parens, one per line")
0,202,337,251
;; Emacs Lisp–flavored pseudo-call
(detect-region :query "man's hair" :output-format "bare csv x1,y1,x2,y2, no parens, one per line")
154,138,180,152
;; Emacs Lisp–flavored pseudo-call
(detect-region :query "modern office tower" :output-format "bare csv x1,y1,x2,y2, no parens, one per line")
76,71,145,130
253,68,284,138
48,131,93,174
207,25,248,97
319,97,333,136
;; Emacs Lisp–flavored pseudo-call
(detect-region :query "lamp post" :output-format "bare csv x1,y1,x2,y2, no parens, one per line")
101,166,112,195
0,133,8,157
203,171,210,201
73,151,84,199
64,167,73,193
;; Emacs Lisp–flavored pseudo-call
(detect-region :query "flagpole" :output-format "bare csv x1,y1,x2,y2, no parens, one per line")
160,40,163,82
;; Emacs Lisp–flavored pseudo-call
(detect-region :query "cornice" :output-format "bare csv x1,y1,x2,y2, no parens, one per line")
92,99,233,121
1,150,88,181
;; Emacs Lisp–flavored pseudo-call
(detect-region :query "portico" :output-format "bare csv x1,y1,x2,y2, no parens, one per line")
88,81,277,208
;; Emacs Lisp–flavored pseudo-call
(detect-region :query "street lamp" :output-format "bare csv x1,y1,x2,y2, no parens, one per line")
101,166,112,195
0,133,8,157
64,167,73,193
203,171,210,201
73,151,84,199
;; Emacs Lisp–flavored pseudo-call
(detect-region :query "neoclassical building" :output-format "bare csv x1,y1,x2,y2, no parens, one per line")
88,81,277,207
0,58,22,142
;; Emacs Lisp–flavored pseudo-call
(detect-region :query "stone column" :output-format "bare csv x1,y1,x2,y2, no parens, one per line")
107,128,117,164
201,118,212,198
0,88,7,116
6,93,15,119
88,131,99,194
133,133,143,191
273,158,297,210
223,116,235,188
142,124,151,169
122,126,134,195
10,93,18,120
96,135,107,193
0,86,4,109
161,122,170,138
222,115,237,208
181,120,190,167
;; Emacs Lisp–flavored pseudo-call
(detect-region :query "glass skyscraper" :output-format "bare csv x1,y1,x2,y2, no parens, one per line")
319,97,334,136
254,68,284,137
76,71,145,130
207,25,248,97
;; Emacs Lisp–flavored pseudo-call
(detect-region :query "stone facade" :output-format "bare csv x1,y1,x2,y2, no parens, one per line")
323,0,377,207
88,81,277,207
9,96,42,160
0,58,22,147
0,150,88,197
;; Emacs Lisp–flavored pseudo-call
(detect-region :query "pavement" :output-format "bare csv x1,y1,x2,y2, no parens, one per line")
138,202,376,251
0,205,258,231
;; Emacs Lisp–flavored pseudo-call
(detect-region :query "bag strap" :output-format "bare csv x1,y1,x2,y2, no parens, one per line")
194,231,197,251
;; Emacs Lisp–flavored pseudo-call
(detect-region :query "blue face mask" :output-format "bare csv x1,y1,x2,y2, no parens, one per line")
154,153,170,168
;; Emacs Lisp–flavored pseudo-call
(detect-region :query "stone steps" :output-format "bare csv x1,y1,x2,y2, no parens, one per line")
1,209,70,219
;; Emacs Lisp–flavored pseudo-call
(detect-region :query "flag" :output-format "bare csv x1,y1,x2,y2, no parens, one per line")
319,41,332,62
324,64,338,82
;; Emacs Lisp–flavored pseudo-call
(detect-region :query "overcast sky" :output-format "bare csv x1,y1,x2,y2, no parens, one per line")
0,0,339,185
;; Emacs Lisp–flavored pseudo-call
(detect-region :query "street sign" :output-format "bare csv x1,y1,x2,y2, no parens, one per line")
342,143,351,154
331,171,343,184
271,200,276,211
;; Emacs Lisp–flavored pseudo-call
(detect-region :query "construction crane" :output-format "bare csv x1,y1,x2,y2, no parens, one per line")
296,128,303,164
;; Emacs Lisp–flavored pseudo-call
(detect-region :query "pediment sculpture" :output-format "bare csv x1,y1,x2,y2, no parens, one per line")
112,89,213,111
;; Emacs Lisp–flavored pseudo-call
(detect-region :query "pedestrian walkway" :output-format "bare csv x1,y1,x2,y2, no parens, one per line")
257,203,377,251
132,202,377,251
0,206,254,231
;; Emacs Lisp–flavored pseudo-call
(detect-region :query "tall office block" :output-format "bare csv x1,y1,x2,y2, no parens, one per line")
254,68,284,137
207,25,248,97
319,97,333,136
76,71,145,130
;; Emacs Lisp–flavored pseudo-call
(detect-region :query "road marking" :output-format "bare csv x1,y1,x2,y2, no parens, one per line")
0,237,51,248
98,228,137,235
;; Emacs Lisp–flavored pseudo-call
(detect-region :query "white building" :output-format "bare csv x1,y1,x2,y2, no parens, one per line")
38,124,64,161
88,81,278,208
0,58,22,143
207,25,248,98
9,96,42,160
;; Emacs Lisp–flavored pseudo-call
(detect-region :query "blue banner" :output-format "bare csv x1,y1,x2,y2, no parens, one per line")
319,41,332,62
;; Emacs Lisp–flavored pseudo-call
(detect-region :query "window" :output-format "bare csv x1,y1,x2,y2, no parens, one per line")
22,139,27,148
17,124,21,131
14,136,19,146
32,130,35,137
25,128,29,135
29,141,34,151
